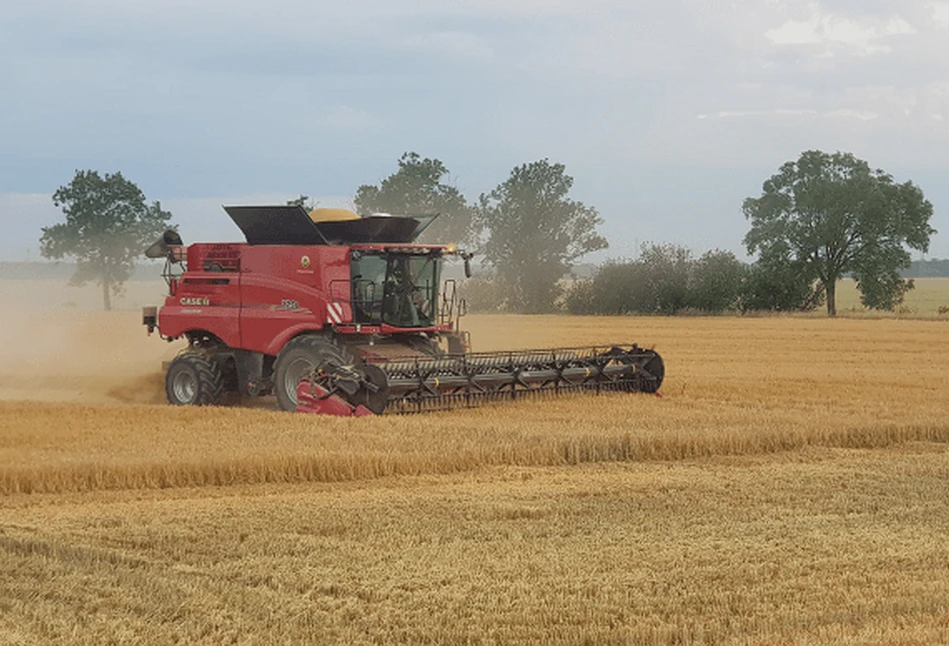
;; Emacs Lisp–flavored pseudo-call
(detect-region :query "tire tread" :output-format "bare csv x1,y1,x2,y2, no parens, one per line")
166,353,225,406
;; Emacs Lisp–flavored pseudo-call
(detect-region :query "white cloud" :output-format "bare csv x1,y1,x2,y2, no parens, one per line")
933,2,949,25
766,4,916,55
917,81,949,121
709,109,817,118
701,108,878,120
765,15,821,46
824,108,879,120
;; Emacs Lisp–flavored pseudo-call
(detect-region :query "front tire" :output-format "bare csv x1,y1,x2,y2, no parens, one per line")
273,335,352,412
165,353,225,406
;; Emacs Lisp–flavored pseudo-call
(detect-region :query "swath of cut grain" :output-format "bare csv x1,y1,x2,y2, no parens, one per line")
2,315,948,494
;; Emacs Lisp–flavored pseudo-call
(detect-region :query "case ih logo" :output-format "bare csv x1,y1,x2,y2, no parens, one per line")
180,297,210,306
301,255,311,268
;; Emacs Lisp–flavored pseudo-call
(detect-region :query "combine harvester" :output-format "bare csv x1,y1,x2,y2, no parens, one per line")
143,206,664,415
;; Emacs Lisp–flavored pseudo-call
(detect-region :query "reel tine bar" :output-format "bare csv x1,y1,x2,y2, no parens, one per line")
365,345,663,414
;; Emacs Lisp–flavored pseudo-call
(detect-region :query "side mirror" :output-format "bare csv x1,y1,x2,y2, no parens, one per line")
461,252,473,279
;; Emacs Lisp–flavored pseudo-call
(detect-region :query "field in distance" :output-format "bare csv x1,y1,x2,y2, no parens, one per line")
2,279,949,644
830,276,949,317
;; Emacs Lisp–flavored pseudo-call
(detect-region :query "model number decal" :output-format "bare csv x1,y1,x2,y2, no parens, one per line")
180,297,210,306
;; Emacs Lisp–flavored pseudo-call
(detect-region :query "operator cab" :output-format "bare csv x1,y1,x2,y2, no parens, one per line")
350,249,440,328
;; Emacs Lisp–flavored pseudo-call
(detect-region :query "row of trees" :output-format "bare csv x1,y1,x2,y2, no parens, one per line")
461,244,825,315
564,247,747,315
42,149,936,315
348,149,936,316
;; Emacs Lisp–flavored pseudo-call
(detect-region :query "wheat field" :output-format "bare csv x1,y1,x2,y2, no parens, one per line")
828,277,949,317
2,278,949,644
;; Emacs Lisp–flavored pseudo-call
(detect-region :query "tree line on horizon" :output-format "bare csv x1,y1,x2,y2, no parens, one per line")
40,149,936,315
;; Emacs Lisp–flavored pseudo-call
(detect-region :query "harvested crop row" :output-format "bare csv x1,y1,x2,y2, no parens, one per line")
3,315,948,495
4,448,949,645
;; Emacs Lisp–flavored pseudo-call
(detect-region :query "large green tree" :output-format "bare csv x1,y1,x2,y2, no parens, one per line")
41,170,173,311
743,150,934,316
476,159,607,313
354,152,474,244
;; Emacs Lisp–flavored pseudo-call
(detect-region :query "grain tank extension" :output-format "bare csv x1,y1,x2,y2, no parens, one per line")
143,205,664,415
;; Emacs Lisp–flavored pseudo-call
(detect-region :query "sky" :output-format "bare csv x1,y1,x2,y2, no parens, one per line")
2,0,948,262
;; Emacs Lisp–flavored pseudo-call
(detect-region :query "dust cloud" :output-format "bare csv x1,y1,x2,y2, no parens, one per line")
0,278,182,405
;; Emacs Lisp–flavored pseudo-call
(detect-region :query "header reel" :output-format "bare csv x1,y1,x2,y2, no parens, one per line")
297,344,664,416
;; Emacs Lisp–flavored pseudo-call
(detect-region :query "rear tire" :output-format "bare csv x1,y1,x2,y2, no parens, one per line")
273,335,352,412
165,353,225,406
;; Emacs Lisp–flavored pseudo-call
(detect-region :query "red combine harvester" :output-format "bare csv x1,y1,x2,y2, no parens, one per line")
143,205,664,415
